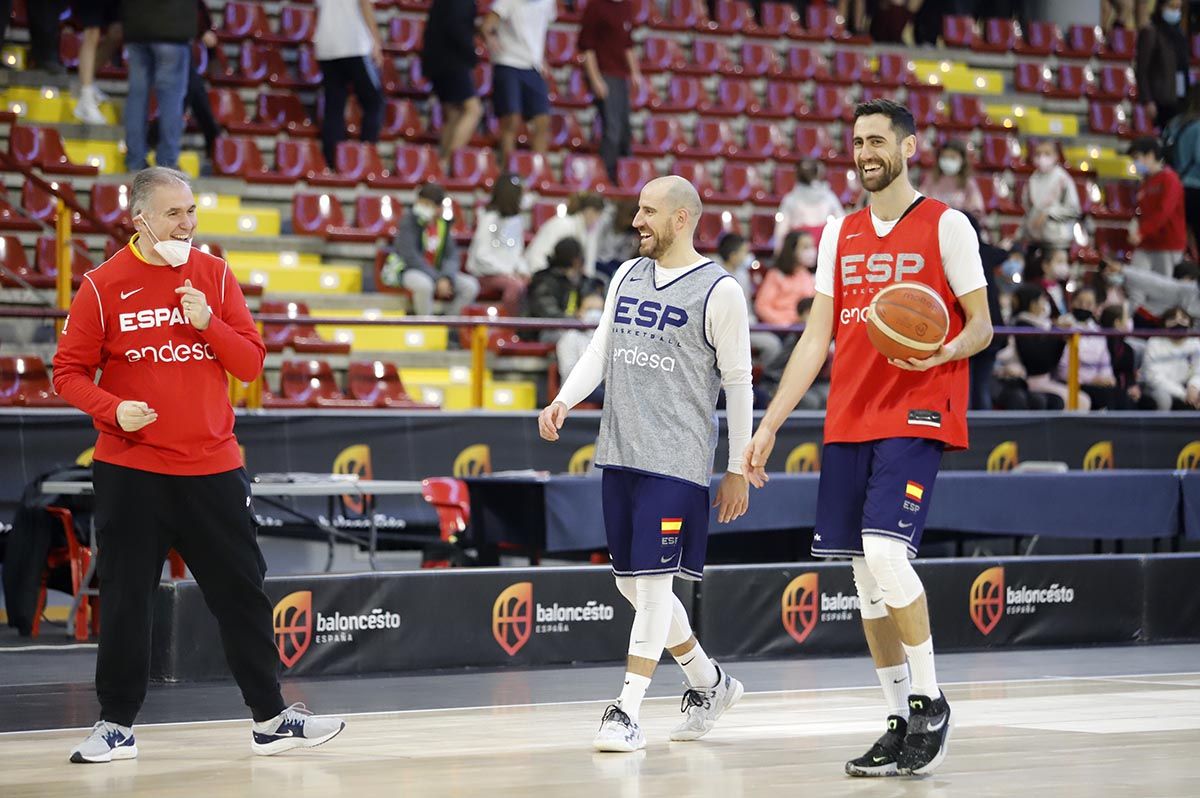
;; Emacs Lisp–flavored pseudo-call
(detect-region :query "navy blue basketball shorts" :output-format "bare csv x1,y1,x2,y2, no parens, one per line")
812,438,945,559
601,467,710,581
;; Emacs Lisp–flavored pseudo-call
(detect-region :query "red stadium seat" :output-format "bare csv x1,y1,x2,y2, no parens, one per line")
978,133,1022,172
549,112,586,151
403,58,433,97
1088,66,1135,102
258,93,318,136
443,147,499,191
769,168,796,204
672,161,719,201
0,356,67,405
629,73,661,110
630,0,655,25
791,125,838,162
1091,226,1132,260
758,2,801,37
1061,25,1101,58
506,151,553,189
1127,103,1157,138
976,174,1022,214
734,121,789,162
236,41,271,86
825,51,870,86
653,75,708,114
381,98,423,140
264,360,370,408
90,183,132,231
652,0,712,32
550,70,592,109
21,180,95,233
259,303,352,354
275,140,354,186
393,144,446,188
1088,102,1129,137
679,40,736,76
385,16,424,54
1014,63,1050,95
844,86,891,121
208,88,279,135
10,126,98,175
347,361,439,409
686,119,740,159
611,157,658,199
640,36,686,73
219,1,270,41
421,477,470,543
542,155,610,196
699,79,759,117
35,237,93,284
0,236,43,288
1091,182,1137,222
908,89,947,127
804,85,850,122
1101,26,1135,61
799,4,863,42
943,96,1002,132
975,18,1017,53
291,193,349,238
717,163,768,204
269,6,316,43
749,212,777,249
213,136,287,183
0,196,39,232
941,15,975,48
333,195,402,241
545,28,580,67
694,210,742,250
1015,20,1061,56
739,42,783,78
1045,64,1092,99
782,46,826,81
825,168,862,206
378,56,405,95
758,81,801,119
1073,176,1100,216
632,117,687,156
873,52,918,87
714,0,761,35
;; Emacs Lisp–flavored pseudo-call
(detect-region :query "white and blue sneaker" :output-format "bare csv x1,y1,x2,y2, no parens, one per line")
69,721,138,764
593,703,646,753
669,662,744,741
251,702,346,756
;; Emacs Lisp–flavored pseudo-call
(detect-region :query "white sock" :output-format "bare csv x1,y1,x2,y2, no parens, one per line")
617,673,651,722
673,641,719,689
876,663,911,719
902,637,939,698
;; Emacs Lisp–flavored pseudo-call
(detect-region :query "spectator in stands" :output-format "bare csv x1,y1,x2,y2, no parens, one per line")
755,231,816,327
1011,283,1078,410
1099,303,1156,409
385,184,480,316
1143,306,1200,409
714,232,784,374
482,0,556,168
1136,0,1190,130
920,141,986,218
1021,142,1082,256
1037,248,1073,317
868,0,915,44
594,200,639,277
148,2,221,167
467,173,529,314
964,212,1008,409
526,193,606,277
527,237,584,333
121,0,196,171
1129,136,1188,276
773,160,844,254
12,0,64,74
555,290,606,405
1120,259,1200,324
313,0,385,169
1164,87,1200,255
1057,287,1116,410
423,0,483,176
72,0,122,125
579,0,643,183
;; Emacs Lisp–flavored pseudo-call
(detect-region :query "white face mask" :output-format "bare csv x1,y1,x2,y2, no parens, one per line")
939,156,962,176
1051,260,1070,281
798,247,818,269
137,214,191,267
581,308,603,324
1034,153,1057,173
414,203,436,224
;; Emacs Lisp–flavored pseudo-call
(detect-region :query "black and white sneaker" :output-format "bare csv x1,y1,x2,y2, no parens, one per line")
844,715,907,777
593,703,646,752
898,692,952,775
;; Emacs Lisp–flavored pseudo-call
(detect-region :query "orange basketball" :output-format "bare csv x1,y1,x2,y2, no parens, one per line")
866,283,949,361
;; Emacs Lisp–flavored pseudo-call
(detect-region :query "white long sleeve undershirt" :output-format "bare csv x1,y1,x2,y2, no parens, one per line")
553,258,754,475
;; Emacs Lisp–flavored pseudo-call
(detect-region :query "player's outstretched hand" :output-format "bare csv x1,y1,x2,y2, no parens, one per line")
889,340,958,372
714,472,749,524
116,400,157,432
537,401,568,441
743,427,775,489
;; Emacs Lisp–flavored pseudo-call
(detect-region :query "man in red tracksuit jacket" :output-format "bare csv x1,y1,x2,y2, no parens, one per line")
53,167,345,764
1129,136,1188,276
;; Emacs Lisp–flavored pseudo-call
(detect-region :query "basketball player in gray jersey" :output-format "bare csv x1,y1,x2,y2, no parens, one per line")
538,176,754,752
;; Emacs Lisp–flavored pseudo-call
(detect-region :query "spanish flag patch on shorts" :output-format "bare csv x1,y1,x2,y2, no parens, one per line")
661,518,683,535
905,481,924,502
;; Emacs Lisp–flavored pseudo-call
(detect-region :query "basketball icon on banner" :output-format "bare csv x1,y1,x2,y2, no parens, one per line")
987,441,1018,472
785,443,821,473
333,444,373,515
1177,441,1200,470
1083,441,1114,471
781,573,819,644
273,590,314,668
569,443,596,474
454,444,492,477
970,567,1005,636
493,582,533,656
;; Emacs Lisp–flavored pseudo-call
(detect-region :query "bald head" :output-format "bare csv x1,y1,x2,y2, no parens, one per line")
644,175,703,228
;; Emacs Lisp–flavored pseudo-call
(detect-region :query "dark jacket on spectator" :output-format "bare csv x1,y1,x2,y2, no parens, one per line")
1136,18,1190,109
121,0,198,43
422,0,478,68
1013,313,1066,378
390,210,461,282
526,267,578,319
1107,336,1138,392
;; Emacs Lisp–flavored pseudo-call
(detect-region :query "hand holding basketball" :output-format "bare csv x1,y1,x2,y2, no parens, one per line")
866,283,949,365
537,401,568,441
889,339,959,372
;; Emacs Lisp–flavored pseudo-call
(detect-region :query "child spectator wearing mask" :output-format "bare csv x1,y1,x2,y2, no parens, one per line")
920,141,986,218
1056,287,1116,409
755,231,816,326
1143,306,1200,409
1021,141,1082,256
772,160,843,254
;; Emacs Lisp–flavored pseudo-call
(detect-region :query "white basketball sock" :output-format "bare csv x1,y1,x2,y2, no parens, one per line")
674,639,719,690
876,663,911,719
617,673,651,722
902,637,939,698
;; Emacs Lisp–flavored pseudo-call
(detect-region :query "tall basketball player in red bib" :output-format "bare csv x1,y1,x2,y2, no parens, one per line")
746,100,994,777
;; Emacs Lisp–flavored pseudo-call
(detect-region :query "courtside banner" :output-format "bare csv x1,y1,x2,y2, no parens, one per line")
698,564,868,659
152,567,696,682
1142,555,1200,642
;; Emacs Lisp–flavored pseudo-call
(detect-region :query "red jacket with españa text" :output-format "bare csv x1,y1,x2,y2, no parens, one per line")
52,238,265,475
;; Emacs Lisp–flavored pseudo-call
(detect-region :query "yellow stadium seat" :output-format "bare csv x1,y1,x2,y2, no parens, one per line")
197,206,281,237
228,262,362,293
311,309,448,351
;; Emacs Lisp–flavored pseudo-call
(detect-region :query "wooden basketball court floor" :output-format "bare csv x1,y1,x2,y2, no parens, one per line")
1,644,1198,797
